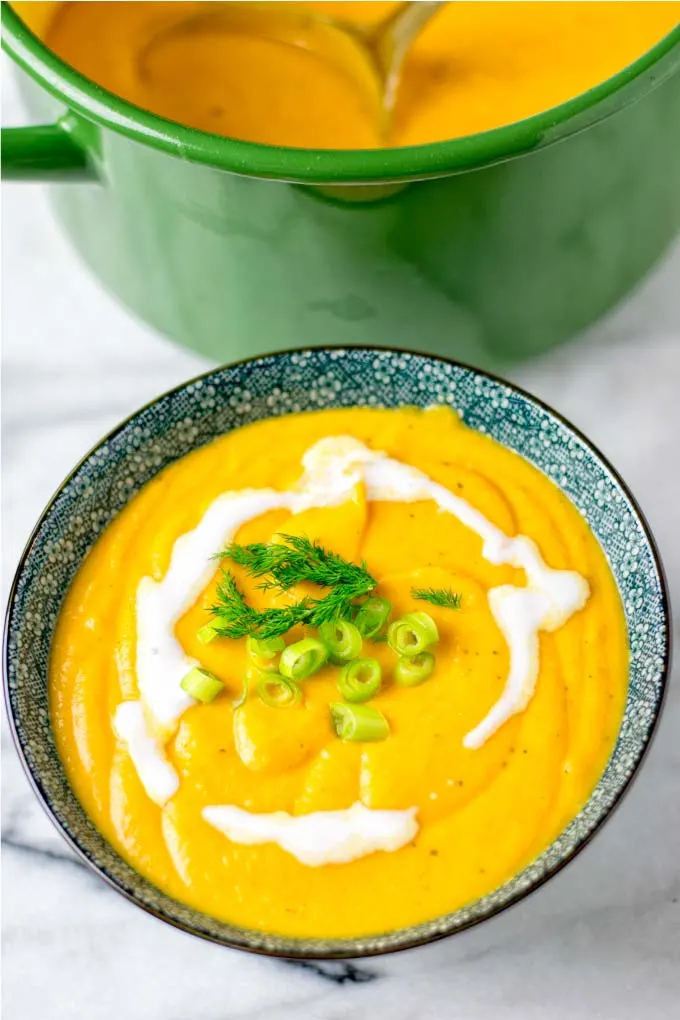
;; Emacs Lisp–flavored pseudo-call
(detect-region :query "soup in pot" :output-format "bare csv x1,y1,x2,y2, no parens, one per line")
14,1,680,148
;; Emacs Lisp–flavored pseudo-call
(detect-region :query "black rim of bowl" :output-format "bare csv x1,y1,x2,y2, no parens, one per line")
3,344,672,959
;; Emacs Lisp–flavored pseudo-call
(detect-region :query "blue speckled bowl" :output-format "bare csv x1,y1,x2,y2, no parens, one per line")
3,347,671,958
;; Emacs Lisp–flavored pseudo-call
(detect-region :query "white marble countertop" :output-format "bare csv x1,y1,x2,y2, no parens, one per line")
2,64,680,1020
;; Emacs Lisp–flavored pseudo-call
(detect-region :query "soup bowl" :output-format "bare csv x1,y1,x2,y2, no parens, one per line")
3,346,671,958
2,3,680,367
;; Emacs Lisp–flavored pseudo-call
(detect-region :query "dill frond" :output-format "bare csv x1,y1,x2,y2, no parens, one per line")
411,587,462,610
209,536,377,640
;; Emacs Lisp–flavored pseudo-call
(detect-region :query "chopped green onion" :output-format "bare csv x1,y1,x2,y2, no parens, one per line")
337,658,382,702
394,651,435,687
197,622,219,644
232,676,249,709
354,597,391,639
388,611,439,656
330,702,390,742
255,673,302,709
246,634,285,673
279,637,328,680
180,666,224,703
319,620,363,664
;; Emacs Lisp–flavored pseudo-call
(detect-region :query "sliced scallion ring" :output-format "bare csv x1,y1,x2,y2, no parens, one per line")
387,611,438,656
255,673,302,709
232,676,249,709
394,651,435,687
330,702,390,742
279,637,328,680
180,666,224,703
196,622,219,644
354,597,391,639
246,634,285,673
319,619,363,664
337,658,382,703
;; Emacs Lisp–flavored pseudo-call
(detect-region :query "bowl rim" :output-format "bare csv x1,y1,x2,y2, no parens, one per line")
3,1,680,183
3,344,672,959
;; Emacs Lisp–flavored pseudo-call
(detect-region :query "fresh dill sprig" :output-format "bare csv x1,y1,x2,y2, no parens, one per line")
411,587,462,610
209,571,255,636
208,570,313,640
220,541,289,581
210,536,378,640
220,534,376,596
209,571,370,640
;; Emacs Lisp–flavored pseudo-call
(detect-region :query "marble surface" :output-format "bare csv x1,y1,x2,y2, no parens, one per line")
2,63,680,1020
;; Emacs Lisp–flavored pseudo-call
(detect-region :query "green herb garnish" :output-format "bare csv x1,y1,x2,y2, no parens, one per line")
387,611,439,656
246,635,285,673
180,666,224,703
279,638,328,680
209,571,310,640
394,651,435,687
221,534,375,597
196,622,219,645
411,587,462,610
354,596,391,639
232,675,250,709
209,536,377,641
330,702,390,742
319,619,363,664
337,657,382,703
255,673,302,709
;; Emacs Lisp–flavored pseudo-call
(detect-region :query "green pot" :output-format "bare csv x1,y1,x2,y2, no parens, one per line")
2,3,680,366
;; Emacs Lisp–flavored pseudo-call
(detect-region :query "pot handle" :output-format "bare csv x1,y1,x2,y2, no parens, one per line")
2,118,95,181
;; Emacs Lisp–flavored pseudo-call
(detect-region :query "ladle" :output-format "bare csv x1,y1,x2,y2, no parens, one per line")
138,2,446,142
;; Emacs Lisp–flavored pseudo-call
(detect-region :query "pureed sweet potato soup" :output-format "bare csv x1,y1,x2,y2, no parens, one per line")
50,407,628,938
15,2,680,148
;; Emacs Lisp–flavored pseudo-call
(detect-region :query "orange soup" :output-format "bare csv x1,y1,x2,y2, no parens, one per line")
49,407,628,938
13,2,680,148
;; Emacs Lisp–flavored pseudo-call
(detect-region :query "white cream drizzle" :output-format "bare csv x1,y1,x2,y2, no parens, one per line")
201,802,418,866
114,435,589,864
298,439,589,750
112,701,179,806
136,489,286,730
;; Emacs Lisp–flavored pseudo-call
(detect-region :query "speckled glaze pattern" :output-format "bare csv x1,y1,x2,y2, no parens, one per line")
3,348,670,958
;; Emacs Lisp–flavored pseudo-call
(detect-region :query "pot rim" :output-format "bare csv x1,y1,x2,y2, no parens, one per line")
2,1,680,183
3,343,672,959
